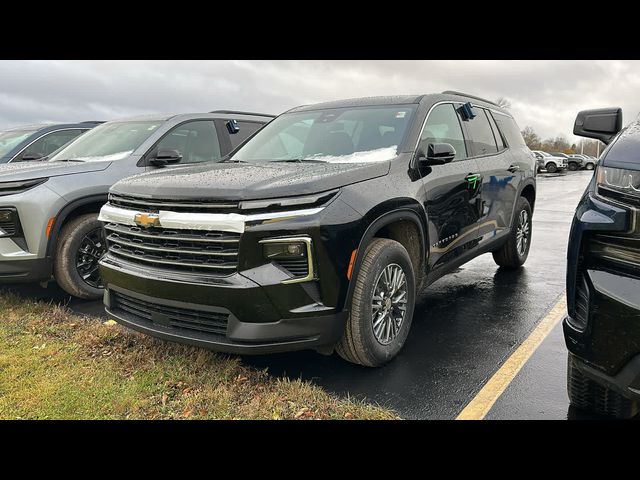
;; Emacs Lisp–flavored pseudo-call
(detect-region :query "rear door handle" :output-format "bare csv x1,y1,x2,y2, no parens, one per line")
508,164,520,173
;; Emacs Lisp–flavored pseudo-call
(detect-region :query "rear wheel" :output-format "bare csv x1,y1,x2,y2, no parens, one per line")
492,196,532,269
336,238,416,367
567,354,638,419
54,214,107,300
585,162,595,170
545,162,557,173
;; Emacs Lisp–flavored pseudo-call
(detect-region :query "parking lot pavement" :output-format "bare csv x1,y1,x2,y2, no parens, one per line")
1,170,596,419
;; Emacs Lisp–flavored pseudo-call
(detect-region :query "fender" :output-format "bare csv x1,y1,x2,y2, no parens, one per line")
509,178,536,229
45,194,109,258
343,207,427,310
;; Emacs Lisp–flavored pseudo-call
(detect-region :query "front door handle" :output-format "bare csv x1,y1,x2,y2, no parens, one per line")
508,164,520,173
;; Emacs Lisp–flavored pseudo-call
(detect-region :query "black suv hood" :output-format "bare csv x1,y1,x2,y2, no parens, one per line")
111,161,391,200
0,160,112,182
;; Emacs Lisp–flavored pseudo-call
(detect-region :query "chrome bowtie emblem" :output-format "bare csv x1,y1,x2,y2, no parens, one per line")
134,213,160,228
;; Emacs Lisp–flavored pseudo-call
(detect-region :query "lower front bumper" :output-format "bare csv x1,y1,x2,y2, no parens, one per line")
104,285,348,355
567,352,640,401
0,257,52,284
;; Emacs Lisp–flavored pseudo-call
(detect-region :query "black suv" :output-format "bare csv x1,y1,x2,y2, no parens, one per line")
564,107,640,418
98,92,536,367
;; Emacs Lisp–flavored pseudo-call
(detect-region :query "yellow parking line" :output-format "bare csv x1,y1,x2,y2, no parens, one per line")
456,294,567,420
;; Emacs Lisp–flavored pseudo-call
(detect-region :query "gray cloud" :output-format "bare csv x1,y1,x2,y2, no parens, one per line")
0,60,638,142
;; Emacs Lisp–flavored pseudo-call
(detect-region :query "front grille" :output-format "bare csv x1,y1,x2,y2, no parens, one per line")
0,219,16,236
276,258,309,278
589,233,640,274
104,222,240,275
112,291,229,335
109,193,239,214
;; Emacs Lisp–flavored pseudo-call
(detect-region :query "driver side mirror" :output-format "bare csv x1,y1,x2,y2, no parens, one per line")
573,107,622,145
149,149,183,168
419,143,456,166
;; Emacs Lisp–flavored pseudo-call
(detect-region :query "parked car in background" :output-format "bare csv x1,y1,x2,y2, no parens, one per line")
550,151,581,171
0,110,274,299
0,122,103,164
564,107,640,418
531,150,566,173
582,155,598,170
98,91,537,367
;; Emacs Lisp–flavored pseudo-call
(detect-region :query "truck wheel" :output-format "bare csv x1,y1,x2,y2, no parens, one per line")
545,163,557,173
585,163,595,170
492,196,532,269
568,162,578,171
54,213,107,300
336,238,416,367
567,354,638,419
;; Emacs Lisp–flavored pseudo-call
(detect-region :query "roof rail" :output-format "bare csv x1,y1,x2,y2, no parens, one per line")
80,120,106,124
441,91,499,107
209,110,277,118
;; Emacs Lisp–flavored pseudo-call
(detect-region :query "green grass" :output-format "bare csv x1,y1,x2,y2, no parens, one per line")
0,293,397,420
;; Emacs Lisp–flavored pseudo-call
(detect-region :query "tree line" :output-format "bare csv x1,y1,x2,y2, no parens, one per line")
520,126,603,157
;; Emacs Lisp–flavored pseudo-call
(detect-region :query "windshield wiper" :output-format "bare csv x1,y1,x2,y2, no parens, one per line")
270,159,327,164
221,158,247,163
52,159,85,163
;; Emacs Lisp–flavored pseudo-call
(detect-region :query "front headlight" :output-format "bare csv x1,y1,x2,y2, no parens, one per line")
0,178,48,197
596,166,640,206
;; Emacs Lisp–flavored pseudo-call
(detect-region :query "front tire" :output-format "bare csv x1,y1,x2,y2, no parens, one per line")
54,213,107,300
567,354,638,419
568,162,579,171
336,238,416,367
492,196,532,269
585,163,595,170
545,162,557,173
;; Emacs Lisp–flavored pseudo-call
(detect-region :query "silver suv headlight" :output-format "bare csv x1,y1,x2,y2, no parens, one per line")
0,178,48,197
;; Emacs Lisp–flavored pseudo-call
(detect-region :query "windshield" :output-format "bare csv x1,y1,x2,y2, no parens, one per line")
230,105,417,164
49,121,162,162
0,129,38,157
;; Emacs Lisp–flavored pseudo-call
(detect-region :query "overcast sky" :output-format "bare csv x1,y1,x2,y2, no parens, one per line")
0,60,638,142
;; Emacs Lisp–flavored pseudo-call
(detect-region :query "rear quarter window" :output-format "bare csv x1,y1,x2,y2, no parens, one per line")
492,112,527,149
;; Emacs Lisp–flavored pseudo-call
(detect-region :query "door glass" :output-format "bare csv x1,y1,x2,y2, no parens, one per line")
228,121,265,149
465,109,499,156
420,104,467,160
486,111,506,151
16,129,87,161
156,121,221,164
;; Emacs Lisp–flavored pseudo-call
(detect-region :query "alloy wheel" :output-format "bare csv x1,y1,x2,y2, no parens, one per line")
371,263,408,345
516,210,530,257
76,227,107,288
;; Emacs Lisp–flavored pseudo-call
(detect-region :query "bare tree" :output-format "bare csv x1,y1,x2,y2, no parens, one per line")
521,126,541,150
495,97,512,109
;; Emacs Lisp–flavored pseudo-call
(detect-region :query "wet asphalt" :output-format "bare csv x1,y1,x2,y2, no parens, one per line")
1,170,599,419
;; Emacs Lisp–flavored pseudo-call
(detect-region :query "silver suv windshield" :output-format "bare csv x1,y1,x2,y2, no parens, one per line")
0,128,39,157
49,121,162,162
229,105,417,164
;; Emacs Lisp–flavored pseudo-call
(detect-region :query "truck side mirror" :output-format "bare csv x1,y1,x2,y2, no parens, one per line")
573,108,622,145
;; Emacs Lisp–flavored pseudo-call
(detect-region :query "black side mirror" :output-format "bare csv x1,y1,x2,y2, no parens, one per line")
149,149,183,168
19,152,45,162
573,107,622,145
419,143,456,166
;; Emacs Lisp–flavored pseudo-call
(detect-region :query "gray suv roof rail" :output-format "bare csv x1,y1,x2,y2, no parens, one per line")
209,110,277,118
441,90,499,107
80,121,106,124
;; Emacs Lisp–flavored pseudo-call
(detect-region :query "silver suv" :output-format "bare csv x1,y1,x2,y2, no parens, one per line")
0,110,273,299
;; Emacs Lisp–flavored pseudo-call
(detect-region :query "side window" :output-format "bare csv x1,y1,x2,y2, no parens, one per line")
228,121,265,150
465,109,498,156
15,129,87,161
493,112,527,149
486,111,506,151
156,120,221,164
420,103,467,160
